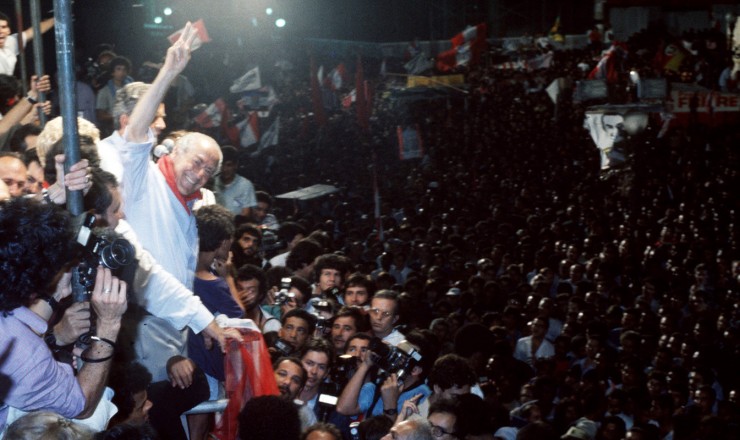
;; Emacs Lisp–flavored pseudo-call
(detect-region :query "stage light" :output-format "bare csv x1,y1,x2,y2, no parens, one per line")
266,7,273,15
154,16,163,24
163,7,173,16
275,18,286,28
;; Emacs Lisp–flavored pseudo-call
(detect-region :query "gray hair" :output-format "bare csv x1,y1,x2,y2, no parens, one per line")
112,82,151,130
5,411,94,440
403,415,434,440
35,116,101,168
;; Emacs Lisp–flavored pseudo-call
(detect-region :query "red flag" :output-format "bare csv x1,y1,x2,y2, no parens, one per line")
436,23,488,72
193,98,227,128
342,89,356,109
329,63,347,90
210,330,279,440
355,56,369,132
588,43,626,83
310,57,327,126
236,112,260,147
168,19,211,51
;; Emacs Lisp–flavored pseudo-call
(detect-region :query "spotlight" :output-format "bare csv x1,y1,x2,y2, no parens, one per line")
275,18,286,28
266,7,273,15
154,16,163,24
163,7,173,16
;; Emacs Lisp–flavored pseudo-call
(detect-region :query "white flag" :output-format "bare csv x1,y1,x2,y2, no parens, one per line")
230,67,261,93
237,113,259,147
546,79,560,104
252,117,280,157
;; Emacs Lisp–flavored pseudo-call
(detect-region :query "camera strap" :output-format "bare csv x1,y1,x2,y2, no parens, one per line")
366,386,383,419
365,374,387,419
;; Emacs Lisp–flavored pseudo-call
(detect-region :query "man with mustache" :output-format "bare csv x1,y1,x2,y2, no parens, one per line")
273,357,317,429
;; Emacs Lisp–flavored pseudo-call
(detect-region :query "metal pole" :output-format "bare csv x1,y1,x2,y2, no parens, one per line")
53,0,82,215
13,0,28,95
30,0,47,126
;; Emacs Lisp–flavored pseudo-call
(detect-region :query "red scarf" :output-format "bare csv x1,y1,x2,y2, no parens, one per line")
157,155,201,214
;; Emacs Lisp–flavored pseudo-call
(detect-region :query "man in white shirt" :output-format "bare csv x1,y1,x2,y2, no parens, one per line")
369,290,405,346
0,13,54,76
213,145,256,216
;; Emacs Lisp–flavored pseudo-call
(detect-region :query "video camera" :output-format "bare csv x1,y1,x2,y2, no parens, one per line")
368,338,422,387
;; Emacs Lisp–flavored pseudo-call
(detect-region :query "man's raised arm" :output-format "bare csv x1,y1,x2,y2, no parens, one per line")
127,22,197,143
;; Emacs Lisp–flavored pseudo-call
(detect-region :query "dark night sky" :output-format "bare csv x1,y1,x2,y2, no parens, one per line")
1,0,592,85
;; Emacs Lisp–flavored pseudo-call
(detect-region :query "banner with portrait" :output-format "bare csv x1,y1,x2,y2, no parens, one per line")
584,105,652,171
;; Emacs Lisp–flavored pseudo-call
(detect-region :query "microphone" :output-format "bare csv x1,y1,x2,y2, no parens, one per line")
153,138,175,158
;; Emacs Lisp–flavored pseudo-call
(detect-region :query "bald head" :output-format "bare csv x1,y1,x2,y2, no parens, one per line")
0,155,27,198
169,132,222,197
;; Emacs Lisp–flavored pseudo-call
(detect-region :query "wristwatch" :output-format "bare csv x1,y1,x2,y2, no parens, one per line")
25,94,38,105
383,408,398,416
42,296,60,311
44,331,59,349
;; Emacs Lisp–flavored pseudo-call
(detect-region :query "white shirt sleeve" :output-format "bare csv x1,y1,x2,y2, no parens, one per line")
117,220,214,333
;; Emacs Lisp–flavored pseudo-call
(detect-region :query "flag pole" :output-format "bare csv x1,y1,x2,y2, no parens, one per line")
53,0,82,215
30,0,47,126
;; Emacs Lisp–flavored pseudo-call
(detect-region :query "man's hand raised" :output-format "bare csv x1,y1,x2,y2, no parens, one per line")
163,21,198,77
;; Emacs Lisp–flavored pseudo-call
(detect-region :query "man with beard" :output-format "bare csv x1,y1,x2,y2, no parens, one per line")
232,223,270,269
273,357,317,429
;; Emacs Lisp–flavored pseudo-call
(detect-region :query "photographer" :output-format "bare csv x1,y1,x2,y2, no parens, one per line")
274,308,316,356
264,273,311,320
0,198,127,433
312,253,351,297
342,273,376,307
336,331,434,419
298,337,337,420
331,306,370,355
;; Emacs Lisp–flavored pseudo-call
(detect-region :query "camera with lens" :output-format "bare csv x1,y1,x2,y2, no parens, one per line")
69,213,134,347
316,381,341,422
330,354,360,389
273,337,294,357
72,213,135,303
368,338,422,387
260,229,282,254
315,314,332,337
274,277,295,306
263,331,296,362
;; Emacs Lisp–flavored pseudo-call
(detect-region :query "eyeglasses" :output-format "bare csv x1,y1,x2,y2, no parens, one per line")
191,156,219,178
369,308,393,319
430,424,457,438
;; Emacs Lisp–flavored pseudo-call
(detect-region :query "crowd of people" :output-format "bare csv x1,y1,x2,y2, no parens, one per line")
0,10,739,440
